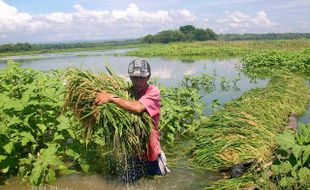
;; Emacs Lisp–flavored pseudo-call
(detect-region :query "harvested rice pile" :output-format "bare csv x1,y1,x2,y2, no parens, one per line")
64,68,151,171
191,73,309,169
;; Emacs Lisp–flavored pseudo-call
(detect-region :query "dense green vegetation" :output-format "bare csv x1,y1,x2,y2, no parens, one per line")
242,49,310,78
126,39,310,58
0,62,83,185
218,33,310,41
142,25,217,43
261,124,310,189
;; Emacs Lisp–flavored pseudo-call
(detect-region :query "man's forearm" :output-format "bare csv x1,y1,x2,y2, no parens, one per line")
110,97,146,113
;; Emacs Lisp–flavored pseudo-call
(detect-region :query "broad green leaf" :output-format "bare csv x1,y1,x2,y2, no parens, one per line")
80,162,90,173
20,132,36,146
30,162,46,185
37,124,47,134
46,169,56,183
53,133,65,141
0,155,7,162
3,142,14,154
56,115,70,130
8,116,22,126
3,100,24,111
276,130,295,150
65,148,80,160
2,166,9,173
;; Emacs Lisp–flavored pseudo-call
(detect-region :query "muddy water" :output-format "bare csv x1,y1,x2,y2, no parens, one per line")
298,81,310,124
0,49,271,190
2,148,221,190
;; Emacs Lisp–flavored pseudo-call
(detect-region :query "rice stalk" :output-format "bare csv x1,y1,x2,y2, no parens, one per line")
63,68,151,176
190,73,309,170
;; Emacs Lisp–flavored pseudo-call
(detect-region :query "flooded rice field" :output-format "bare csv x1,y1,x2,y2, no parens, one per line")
0,49,308,190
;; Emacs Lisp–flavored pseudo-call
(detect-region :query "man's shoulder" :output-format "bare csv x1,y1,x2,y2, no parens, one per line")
149,85,160,94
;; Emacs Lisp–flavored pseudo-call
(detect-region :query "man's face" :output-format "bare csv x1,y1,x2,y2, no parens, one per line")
130,76,148,92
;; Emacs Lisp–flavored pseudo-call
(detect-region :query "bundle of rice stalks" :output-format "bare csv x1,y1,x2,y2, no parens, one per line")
190,73,309,170
64,68,151,172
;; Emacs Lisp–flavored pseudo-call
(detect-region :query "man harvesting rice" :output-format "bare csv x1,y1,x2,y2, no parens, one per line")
95,59,169,182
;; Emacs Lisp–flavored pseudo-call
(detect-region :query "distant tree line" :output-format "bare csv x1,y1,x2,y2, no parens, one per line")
2,30,310,53
142,25,217,43
0,39,140,53
218,33,310,41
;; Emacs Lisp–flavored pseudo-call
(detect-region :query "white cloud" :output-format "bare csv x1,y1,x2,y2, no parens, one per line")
254,11,278,27
0,1,196,43
216,10,278,33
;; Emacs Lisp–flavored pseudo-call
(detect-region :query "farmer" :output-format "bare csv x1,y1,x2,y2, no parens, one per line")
95,59,169,182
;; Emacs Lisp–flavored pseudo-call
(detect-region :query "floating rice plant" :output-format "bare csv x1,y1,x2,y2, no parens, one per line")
190,73,309,170
64,68,151,177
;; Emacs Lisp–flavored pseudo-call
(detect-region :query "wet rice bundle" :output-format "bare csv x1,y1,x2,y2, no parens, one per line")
64,68,151,173
191,74,309,170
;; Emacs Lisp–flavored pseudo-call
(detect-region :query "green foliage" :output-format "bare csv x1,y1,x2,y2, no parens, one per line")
159,73,216,144
179,25,196,34
142,25,217,43
145,30,186,44
242,49,310,78
127,42,243,58
160,86,204,144
218,33,310,41
181,73,215,93
0,62,95,185
190,74,309,169
128,40,310,58
260,124,310,189
0,43,32,53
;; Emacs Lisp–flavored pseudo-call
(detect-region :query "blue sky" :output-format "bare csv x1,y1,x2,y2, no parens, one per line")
1,0,310,43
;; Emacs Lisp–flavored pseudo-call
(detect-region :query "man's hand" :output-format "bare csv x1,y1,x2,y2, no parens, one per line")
95,90,113,105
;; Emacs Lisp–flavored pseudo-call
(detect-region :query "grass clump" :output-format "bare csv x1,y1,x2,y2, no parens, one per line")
190,73,309,170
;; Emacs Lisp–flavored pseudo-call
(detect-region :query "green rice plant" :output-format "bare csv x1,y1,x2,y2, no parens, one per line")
190,73,309,170
64,68,151,174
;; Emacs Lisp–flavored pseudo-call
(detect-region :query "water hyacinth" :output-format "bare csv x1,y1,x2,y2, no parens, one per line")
64,68,151,170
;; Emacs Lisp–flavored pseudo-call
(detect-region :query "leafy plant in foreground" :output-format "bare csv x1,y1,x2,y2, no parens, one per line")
259,124,310,189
